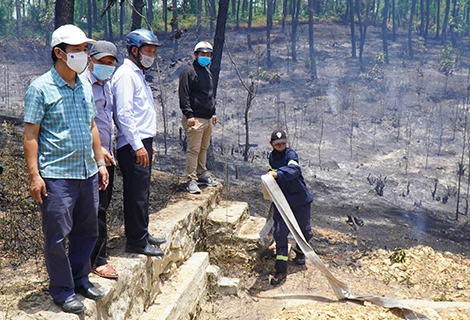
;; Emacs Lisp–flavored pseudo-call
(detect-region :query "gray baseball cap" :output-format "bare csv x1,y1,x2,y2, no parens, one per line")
89,41,118,62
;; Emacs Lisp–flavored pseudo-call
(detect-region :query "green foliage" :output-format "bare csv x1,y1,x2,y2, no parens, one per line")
0,122,42,267
366,51,386,80
390,247,406,263
438,44,458,78
259,70,281,84
414,37,427,53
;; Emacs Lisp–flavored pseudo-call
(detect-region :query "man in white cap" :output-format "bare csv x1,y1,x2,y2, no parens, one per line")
179,41,218,194
23,24,108,314
80,41,119,279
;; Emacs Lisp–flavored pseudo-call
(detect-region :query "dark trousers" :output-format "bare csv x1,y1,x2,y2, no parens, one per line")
90,165,115,268
273,202,313,273
40,175,99,302
117,138,152,248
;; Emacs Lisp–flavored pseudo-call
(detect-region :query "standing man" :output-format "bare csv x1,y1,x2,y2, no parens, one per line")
112,29,166,257
80,41,119,279
23,24,108,314
179,41,218,194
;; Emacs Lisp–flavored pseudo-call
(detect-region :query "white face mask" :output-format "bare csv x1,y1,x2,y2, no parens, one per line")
61,50,88,74
140,54,154,69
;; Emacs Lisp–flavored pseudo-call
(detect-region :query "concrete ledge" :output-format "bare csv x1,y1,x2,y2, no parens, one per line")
0,183,223,320
207,201,250,235
237,216,266,241
139,252,209,320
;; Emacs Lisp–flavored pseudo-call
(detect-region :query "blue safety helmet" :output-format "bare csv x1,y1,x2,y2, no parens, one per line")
126,29,161,49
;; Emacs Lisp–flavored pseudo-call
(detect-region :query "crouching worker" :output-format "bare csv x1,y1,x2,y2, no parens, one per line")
266,130,313,285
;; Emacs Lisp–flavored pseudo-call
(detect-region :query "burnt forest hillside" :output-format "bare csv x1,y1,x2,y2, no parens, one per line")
1,21,470,258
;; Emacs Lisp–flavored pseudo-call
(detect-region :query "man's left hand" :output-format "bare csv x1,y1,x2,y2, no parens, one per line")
212,115,217,125
152,148,157,163
98,166,109,190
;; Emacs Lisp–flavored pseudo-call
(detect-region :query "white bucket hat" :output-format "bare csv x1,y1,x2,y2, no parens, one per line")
51,24,97,47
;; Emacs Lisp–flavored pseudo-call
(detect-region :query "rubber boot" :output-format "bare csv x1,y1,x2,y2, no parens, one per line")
270,259,287,285
293,245,306,265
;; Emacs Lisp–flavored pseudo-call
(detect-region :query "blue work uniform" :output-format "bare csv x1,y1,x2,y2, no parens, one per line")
269,147,313,273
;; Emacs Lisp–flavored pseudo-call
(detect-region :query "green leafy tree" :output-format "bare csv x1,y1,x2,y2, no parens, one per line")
438,44,458,92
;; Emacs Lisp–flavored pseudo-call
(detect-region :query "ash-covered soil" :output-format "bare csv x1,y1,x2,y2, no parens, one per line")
2,21,470,319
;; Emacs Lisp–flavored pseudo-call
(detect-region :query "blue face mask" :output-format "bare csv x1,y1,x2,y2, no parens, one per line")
92,64,116,81
197,56,211,67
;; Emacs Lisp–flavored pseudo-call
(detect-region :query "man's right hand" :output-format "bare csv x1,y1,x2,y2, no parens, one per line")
102,147,115,166
29,174,47,204
135,147,149,167
187,117,196,127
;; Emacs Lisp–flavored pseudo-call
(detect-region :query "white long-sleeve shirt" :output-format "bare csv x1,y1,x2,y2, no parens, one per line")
112,58,157,150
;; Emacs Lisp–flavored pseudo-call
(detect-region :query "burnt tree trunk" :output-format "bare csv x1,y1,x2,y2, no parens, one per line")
392,0,397,41
210,0,229,98
291,0,301,61
419,0,424,35
247,0,253,50
424,0,430,43
450,0,458,45
15,0,22,37
281,0,288,31
436,0,441,39
92,0,98,28
171,0,178,53
267,0,273,67
243,83,255,162
209,0,217,35
442,0,450,42
235,0,241,29
308,0,317,78
382,0,389,63
408,0,417,57
131,0,144,30
147,0,154,26
120,2,125,38
55,0,74,28
349,0,356,58
107,9,113,40
197,0,202,33
355,0,369,70
87,0,92,37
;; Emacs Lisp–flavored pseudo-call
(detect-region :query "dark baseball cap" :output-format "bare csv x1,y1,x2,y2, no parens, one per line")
89,41,118,62
270,130,287,145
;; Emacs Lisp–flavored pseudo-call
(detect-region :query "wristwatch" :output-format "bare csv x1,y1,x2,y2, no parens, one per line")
96,161,106,167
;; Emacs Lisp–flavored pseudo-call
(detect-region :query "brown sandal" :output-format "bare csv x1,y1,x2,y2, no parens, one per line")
92,264,118,279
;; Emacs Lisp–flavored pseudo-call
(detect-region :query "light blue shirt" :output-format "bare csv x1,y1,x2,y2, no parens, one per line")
23,67,98,179
112,58,157,150
80,69,115,160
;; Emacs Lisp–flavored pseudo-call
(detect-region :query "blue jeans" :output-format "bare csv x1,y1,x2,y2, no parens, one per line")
40,175,99,302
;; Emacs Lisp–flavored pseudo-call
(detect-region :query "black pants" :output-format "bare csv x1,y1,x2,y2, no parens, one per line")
117,138,152,248
90,165,115,268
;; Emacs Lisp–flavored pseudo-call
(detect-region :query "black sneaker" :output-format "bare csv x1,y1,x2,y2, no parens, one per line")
270,272,287,285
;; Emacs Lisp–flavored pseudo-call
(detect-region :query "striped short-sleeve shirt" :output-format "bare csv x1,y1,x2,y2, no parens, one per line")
24,66,98,179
